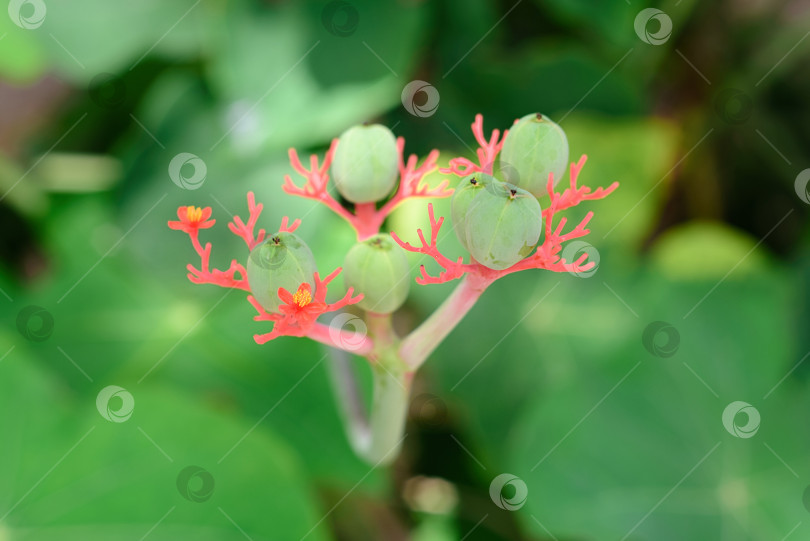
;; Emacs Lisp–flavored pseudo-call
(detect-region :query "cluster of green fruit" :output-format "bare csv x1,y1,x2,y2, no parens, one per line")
453,113,568,270
246,114,569,315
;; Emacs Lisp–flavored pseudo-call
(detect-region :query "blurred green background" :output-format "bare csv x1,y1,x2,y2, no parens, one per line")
2,0,810,539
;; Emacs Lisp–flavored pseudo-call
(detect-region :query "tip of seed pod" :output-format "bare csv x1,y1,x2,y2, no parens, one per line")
535,113,544,121
272,236,281,245
470,177,478,185
509,189,517,198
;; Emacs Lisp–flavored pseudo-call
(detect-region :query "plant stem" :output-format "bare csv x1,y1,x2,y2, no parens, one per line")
326,312,412,465
399,274,491,370
364,354,410,464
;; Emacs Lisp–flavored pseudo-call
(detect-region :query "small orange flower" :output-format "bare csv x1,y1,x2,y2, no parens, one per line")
277,283,326,323
168,205,215,234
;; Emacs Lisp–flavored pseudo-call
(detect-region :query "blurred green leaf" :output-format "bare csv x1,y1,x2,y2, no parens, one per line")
0,343,333,539
0,16,47,81
39,0,206,81
649,221,771,280
508,264,807,540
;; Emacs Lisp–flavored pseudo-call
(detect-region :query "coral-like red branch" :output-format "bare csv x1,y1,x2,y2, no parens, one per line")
440,114,509,177
248,269,364,346
169,193,366,348
377,139,450,217
226,191,296,250
170,193,304,293
390,205,470,285
169,205,251,291
283,137,450,240
393,154,618,285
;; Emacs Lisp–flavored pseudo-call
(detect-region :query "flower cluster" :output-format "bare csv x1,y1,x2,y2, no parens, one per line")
168,114,617,346
168,131,447,345
168,192,362,345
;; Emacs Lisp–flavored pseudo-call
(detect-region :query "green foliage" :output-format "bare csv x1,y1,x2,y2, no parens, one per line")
2,0,808,539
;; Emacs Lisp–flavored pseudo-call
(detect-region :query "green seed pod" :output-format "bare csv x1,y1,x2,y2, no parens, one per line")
450,173,496,251
331,124,399,204
465,181,543,270
247,232,317,312
343,233,410,314
499,113,569,197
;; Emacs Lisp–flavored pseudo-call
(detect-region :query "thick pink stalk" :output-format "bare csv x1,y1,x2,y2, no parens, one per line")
399,273,492,370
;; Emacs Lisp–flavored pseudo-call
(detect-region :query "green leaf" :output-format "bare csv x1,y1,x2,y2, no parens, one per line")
0,342,333,540
507,266,808,540
38,0,206,81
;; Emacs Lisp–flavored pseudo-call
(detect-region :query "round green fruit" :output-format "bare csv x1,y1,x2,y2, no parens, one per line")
498,113,569,197
247,232,317,312
343,234,410,314
331,123,399,204
450,173,496,250
465,182,543,270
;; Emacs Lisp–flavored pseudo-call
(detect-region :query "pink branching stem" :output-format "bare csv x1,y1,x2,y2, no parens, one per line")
227,191,300,250
181,192,305,292
179,224,251,292
440,114,509,177
171,194,366,346
283,137,451,240
389,204,471,285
